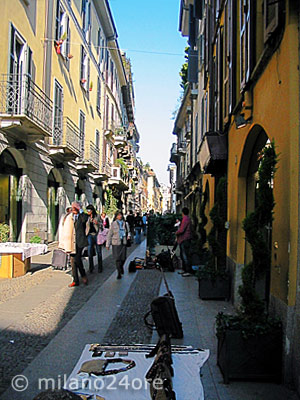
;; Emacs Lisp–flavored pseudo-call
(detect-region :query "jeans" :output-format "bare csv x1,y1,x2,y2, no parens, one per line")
88,234,103,272
135,227,142,244
179,239,192,272
142,224,147,236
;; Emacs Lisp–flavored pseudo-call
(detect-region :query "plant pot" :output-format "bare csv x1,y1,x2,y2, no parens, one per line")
198,276,230,300
217,326,282,384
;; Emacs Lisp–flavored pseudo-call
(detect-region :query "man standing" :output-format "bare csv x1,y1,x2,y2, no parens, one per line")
134,212,143,244
126,210,135,241
68,201,88,287
175,207,193,276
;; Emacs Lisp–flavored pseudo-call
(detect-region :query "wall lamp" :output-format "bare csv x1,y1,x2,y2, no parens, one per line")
235,114,251,129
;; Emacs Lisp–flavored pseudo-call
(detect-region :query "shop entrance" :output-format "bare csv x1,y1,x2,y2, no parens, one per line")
0,150,22,241
47,171,59,242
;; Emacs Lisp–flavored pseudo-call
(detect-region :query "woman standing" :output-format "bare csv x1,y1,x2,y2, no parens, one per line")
106,211,130,279
100,211,110,229
86,204,103,273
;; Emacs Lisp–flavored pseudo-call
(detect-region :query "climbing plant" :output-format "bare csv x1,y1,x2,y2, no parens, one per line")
103,189,118,218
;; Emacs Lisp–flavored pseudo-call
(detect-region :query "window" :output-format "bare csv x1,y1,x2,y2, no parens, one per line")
110,60,114,91
82,0,91,43
95,129,100,149
80,46,89,92
9,24,32,77
111,103,114,124
97,28,101,57
79,111,85,159
214,29,223,131
55,0,70,59
96,77,101,113
240,0,253,89
53,80,63,145
105,96,109,130
8,24,32,113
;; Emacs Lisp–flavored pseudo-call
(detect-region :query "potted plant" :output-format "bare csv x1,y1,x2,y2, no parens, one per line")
55,32,67,55
197,177,230,300
216,141,282,383
0,223,10,243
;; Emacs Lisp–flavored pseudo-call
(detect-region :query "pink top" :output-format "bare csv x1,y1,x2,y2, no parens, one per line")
176,215,192,244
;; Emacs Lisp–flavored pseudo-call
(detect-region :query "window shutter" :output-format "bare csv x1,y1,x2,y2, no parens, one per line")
55,0,60,41
264,0,279,43
26,45,33,78
61,13,69,57
9,24,16,75
80,46,84,80
194,0,203,20
188,48,198,83
188,5,196,48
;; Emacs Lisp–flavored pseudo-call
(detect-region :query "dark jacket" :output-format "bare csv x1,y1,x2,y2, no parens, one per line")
134,215,143,228
74,213,88,248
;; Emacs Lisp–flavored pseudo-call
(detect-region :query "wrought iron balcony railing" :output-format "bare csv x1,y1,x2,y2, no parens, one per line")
51,117,81,159
85,141,99,170
0,74,53,136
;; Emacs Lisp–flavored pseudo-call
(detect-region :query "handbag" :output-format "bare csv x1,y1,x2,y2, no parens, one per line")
126,237,132,247
97,228,108,245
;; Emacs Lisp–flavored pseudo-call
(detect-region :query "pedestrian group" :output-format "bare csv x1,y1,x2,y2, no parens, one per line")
58,204,149,285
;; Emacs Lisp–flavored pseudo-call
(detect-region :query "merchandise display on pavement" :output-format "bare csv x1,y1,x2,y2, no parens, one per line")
0,243,48,260
64,344,209,400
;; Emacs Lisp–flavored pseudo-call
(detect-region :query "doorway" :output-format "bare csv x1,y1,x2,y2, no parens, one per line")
0,150,22,241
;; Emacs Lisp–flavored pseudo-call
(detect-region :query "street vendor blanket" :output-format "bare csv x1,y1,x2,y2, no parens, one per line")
64,344,209,400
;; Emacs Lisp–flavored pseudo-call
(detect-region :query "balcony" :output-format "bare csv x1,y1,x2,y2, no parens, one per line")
114,129,127,149
108,166,129,191
93,158,112,182
199,132,227,174
170,143,179,163
75,141,99,173
0,74,53,139
177,141,188,156
49,117,81,161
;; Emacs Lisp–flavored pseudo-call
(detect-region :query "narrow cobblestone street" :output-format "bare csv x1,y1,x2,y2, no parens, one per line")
0,240,299,400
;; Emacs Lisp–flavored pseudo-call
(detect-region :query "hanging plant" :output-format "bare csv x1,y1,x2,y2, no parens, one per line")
115,158,128,176
55,32,67,55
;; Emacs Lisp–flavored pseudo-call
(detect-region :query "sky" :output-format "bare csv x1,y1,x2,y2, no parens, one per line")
109,0,187,185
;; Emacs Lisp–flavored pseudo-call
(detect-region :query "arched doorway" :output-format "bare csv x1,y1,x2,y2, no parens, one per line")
47,171,59,242
0,150,22,241
239,125,270,304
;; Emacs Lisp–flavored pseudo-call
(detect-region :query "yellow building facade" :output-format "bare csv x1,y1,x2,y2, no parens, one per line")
0,0,137,243
175,0,300,392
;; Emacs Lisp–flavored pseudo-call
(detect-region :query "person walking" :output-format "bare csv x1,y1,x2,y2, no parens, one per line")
134,212,143,244
68,201,88,287
100,211,110,229
142,213,148,236
126,210,135,240
58,206,75,272
106,211,130,279
175,207,193,277
86,204,103,273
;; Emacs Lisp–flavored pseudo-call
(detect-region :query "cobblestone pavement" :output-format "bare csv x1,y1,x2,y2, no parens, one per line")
102,269,161,345
0,246,139,396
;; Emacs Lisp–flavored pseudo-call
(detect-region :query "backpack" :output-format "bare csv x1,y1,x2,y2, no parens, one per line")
157,250,174,272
